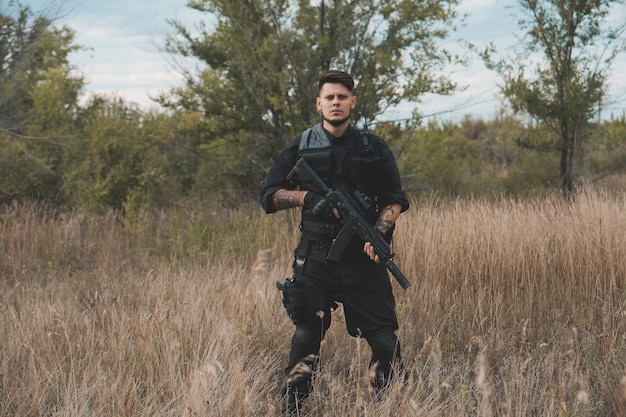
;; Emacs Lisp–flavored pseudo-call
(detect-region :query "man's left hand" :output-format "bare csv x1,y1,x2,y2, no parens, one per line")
364,241,380,263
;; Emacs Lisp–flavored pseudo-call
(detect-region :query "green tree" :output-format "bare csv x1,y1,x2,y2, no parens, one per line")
161,0,463,200
61,97,188,211
399,120,488,196
482,0,626,194
0,2,83,203
587,115,626,189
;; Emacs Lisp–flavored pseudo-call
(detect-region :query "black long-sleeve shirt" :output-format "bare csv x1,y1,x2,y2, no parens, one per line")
260,125,409,217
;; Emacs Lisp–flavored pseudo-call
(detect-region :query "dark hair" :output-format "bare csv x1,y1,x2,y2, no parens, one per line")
318,70,354,92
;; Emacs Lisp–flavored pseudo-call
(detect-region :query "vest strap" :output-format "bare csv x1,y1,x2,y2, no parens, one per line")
299,123,332,150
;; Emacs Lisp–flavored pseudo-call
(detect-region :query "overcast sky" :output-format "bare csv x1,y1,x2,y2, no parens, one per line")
23,0,626,122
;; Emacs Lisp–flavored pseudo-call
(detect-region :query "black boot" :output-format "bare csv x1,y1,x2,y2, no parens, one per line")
281,384,308,417
281,355,316,416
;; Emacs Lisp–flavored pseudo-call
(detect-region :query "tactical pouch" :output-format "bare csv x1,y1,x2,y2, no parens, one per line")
276,278,302,321
300,148,333,182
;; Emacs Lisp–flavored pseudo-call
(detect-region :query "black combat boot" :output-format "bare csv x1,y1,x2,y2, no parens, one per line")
281,384,308,417
281,355,317,417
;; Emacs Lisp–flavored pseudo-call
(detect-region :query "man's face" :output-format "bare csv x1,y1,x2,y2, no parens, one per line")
316,82,357,127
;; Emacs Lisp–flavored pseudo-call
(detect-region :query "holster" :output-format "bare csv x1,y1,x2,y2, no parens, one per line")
276,277,302,321
276,240,309,321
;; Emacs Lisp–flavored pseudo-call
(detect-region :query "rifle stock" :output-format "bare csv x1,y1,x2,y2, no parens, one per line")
288,158,411,290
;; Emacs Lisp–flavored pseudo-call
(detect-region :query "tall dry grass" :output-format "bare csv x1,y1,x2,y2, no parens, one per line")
1,191,625,416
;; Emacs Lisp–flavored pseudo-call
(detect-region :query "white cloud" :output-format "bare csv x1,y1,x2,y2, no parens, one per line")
22,0,626,119
50,0,199,107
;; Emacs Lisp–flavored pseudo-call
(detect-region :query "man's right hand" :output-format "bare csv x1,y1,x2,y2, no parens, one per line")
304,192,335,218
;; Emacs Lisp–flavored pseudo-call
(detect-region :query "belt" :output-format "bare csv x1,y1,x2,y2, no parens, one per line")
306,238,334,251
301,219,342,237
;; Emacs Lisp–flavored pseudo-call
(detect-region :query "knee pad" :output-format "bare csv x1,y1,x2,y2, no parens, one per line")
285,326,322,397
366,330,400,363
287,324,325,372
292,325,323,354
365,330,406,389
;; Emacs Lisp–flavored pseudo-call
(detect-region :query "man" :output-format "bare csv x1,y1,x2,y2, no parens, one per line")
259,70,409,416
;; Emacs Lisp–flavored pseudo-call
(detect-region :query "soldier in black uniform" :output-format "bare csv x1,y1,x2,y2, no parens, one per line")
259,70,410,416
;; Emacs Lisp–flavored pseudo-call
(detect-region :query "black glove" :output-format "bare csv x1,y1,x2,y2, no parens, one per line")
303,192,334,218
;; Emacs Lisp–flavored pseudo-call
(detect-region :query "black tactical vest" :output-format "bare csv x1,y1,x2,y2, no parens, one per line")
298,124,382,221
298,123,377,184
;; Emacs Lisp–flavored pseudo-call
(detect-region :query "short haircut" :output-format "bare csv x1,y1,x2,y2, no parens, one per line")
319,70,355,92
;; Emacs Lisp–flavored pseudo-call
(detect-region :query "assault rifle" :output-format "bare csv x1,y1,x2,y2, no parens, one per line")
287,157,411,290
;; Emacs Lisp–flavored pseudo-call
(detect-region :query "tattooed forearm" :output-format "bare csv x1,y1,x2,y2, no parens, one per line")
375,204,401,234
375,219,394,234
271,189,306,211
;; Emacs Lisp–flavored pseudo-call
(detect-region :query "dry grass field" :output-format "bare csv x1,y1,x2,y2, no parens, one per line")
2,191,626,416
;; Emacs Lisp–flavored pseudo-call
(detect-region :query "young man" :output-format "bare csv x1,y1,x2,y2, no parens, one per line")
259,70,409,416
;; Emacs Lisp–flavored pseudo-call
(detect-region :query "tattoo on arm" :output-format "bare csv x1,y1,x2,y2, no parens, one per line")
375,204,397,234
272,189,305,210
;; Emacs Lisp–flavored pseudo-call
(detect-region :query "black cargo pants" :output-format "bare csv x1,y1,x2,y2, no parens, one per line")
282,233,403,396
